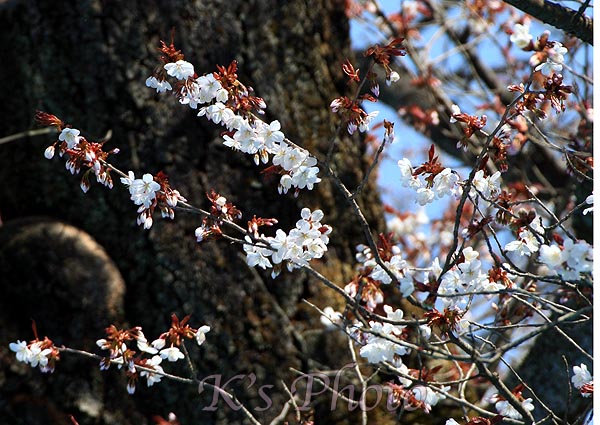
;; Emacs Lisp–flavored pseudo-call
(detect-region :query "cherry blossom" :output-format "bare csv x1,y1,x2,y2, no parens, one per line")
510,23,532,49
472,170,501,199
412,385,449,412
9,340,30,363
58,128,81,149
121,172,161,208
495,398,534,419
195,325,211,346
386,70,400,85
432,168,458,198
26,343,50,368
44,145,55,159
164,60,195,80
583,193,593,215
145,76,172,93
319,306,343,328
572,363,593,389
10,338,58,373
160,346,185,362
140,355,165,387
359,305,409,364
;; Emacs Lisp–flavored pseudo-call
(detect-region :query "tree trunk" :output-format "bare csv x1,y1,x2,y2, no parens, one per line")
0,1,384,424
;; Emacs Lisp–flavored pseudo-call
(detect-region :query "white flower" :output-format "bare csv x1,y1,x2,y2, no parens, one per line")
416,188,435,205
535,43,567,77
572,363,593,389
449,104,461,123
290,165,321,190
399,276,415,297
127,173,161,208
412,385,448,409
561,239,593,274
159,346,185,362
215,87,229,103
9,340,31,363
257,120,285,150
96,338,110,350
472,170,501,199
196,73,222,102
583,193,593,215
386,71,400,86
495,398,534,420
284,148,309,171
28,342,52,368
538,244,563,269
44,145,55,159
195,325,211,346
243,236,273,270
418,324,432,340
510,24,532,49
535,60,563,76
164,60,195,80
383,304,405,322
446,419,460,425
320,306,343,327
359,110,379,133
505,238,531,256
59,128,81,149
140,355,164,386
359,319,409,365
205,102,234,124
548,42,568,64
359,335,407,364
151,338,166,350
145,76,172,93
370,254,406,284
395,363,413,386
432,168,458,198
136,331,158,354
397,158,414,187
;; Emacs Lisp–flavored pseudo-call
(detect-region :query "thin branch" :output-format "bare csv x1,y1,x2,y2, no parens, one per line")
0,127,56,145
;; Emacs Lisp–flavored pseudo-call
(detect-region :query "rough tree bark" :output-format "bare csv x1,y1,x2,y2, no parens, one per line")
0,1,386,424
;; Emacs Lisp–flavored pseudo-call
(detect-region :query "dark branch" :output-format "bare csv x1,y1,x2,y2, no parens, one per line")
503,0,593,45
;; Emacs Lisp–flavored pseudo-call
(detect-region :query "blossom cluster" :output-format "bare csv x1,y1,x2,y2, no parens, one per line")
354,243,414,299
9,337,60,373
389,381,449,414
449,104,488,146
438,247,506,310
504,218,545,257
489,388,535,420
37,112,186,230
397,158,459,206
387,362,449,413
571,363,594,398
95,315,210,393
242,208,331,278
538,238,593,281
357,304,411,365
36,112,120,193
470,170,502,200
508,24,569,77
330,38,405,135
194,190,243,242
336,300,445,415
343,235,416,311
146,48,321,196
505,217,594,281
119,171,186,229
